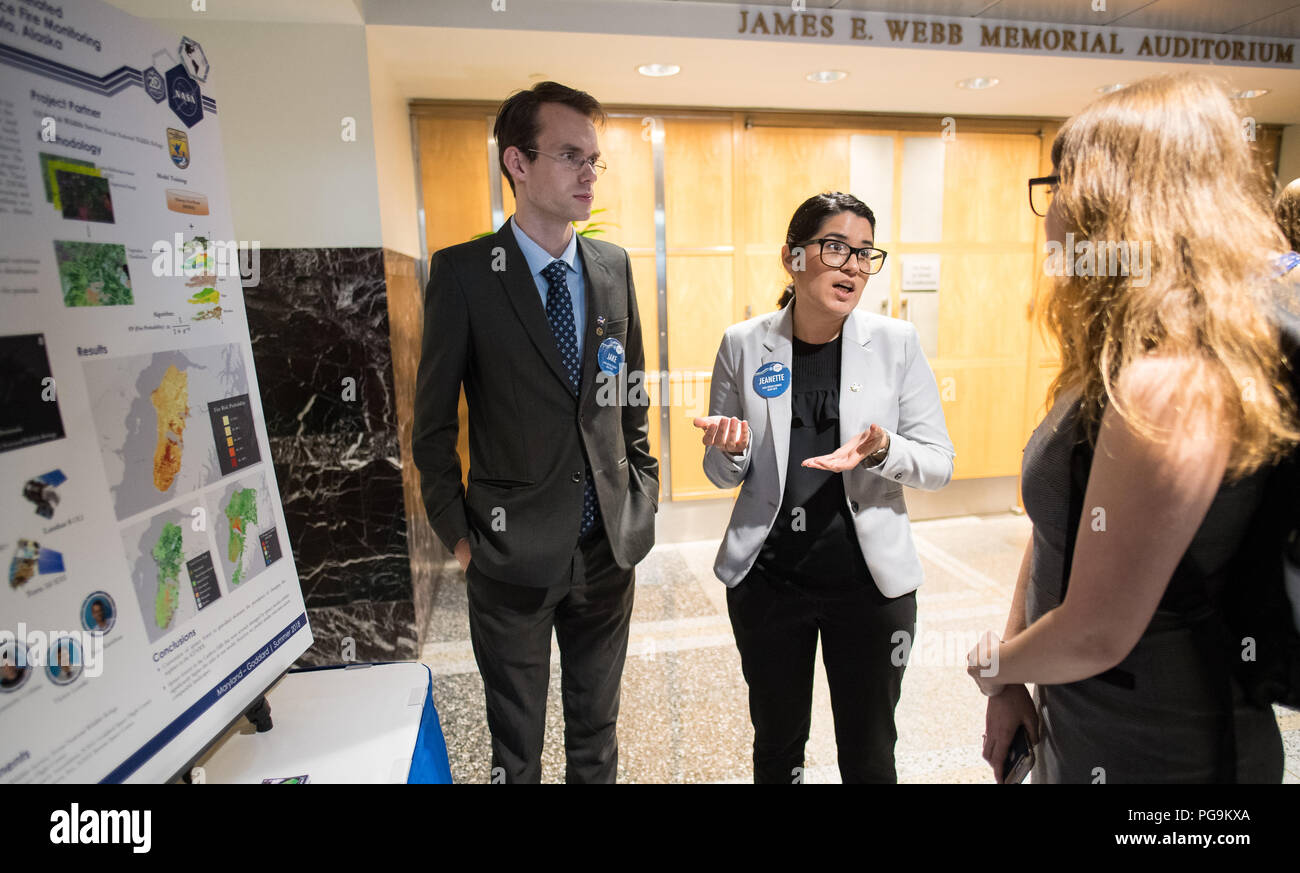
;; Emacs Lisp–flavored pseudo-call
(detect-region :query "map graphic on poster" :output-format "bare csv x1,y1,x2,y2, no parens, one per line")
120,508,216,644
0,0,311,785
207,471,280,589
81,343,249,521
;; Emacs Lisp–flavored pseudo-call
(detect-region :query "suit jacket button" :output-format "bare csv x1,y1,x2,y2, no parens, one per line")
894,473,902,480
850,501,860,513
571,472,582,483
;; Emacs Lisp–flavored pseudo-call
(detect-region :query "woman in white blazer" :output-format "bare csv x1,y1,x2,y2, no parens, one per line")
694,192,954,783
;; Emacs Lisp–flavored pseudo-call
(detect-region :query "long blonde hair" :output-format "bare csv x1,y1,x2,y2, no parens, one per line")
1045,72,1300,479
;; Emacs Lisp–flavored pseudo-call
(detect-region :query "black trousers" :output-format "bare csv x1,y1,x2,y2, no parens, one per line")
466,529,635,783
726,565,916,784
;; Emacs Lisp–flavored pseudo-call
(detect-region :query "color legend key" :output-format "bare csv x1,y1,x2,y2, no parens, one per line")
207,394,261,476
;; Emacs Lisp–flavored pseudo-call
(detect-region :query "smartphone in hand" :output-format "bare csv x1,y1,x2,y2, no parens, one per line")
1002,724,1035,784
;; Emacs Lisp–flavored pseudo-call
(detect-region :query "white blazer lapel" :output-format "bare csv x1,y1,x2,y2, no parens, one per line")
839,310,873,438
761,306,794,498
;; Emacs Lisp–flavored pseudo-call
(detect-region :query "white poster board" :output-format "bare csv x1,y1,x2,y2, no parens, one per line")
0,0,312,783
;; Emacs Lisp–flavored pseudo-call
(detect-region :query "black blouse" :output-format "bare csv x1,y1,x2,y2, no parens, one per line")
754,334,871,586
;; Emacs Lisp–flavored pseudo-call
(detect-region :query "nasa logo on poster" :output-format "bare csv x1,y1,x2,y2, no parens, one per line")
165,64,204,129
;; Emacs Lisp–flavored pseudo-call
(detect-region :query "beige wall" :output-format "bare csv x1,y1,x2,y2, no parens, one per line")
108,7,388,249
367,29,421,258
1279,125,1300,191
412,106,1066,498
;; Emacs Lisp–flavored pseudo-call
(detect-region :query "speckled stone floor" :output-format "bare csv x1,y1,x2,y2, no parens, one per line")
419,512,1300,784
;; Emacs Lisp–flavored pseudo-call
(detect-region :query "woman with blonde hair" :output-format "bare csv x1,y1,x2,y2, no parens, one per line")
968,72,1300,783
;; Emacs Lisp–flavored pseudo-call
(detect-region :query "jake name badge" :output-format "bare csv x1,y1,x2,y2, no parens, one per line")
598,337,625,374
753,361,789,398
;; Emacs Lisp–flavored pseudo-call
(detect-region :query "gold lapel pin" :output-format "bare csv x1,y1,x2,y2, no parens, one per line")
850,383,861,392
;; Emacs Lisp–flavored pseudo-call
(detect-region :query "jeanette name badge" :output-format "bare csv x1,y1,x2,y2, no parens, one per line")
597,337,625,374
752,361,789,398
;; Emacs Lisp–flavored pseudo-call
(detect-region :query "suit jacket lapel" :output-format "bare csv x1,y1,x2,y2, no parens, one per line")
493,223,576,396
839,310,873,439
762,305,794,498
576,233,612,412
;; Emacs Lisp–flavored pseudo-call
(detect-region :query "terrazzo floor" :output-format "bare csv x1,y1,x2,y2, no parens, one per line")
418,511,1300,784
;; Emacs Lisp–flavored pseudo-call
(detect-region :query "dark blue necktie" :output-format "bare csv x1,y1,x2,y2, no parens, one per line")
541,260,600,539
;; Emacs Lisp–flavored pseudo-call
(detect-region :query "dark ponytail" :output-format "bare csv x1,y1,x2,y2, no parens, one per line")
776,191,877,309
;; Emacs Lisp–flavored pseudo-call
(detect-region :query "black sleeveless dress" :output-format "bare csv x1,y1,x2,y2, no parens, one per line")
1020,392,1284,783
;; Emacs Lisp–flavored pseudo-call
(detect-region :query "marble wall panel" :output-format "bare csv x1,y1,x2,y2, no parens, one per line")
245,246,445,666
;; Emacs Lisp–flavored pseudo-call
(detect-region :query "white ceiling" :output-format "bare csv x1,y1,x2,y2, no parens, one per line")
623,1,1300,37
103,0,1300,35
370,24,1300,123
106,0,1300,123
107,0,365,24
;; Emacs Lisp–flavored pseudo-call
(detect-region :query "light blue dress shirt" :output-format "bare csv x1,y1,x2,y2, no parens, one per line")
510,216,586,363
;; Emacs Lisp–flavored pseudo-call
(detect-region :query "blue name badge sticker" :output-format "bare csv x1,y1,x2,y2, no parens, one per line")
752,361,790,398
598,337,625,374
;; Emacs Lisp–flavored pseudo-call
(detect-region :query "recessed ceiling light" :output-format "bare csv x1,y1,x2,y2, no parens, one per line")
1233,89,1269,99
957,76,999,90
806,70,848,84
637,63,680,77
1097,83,1128,94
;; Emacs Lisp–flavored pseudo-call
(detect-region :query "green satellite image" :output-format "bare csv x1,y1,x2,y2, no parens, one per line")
151,521,183,628
225,488,259,586
53,240,133,307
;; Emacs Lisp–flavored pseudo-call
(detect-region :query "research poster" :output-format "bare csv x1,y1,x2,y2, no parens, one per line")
0,0,312,783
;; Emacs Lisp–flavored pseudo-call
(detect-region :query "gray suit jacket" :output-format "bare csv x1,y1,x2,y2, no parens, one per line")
412,222,659,588
703,304,954,596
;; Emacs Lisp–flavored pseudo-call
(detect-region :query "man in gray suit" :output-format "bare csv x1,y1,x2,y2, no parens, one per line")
413,82,658,783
